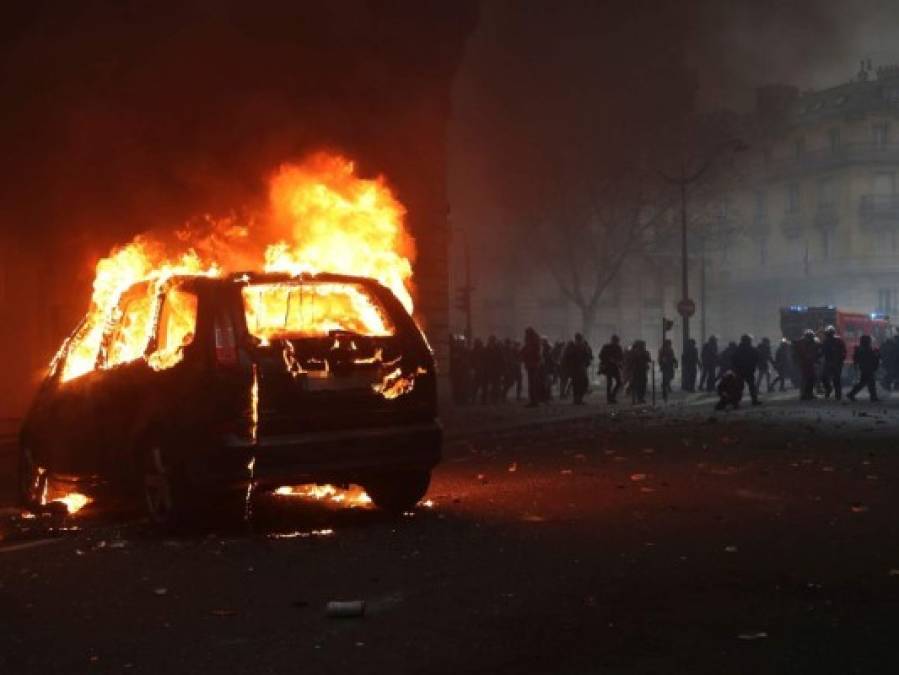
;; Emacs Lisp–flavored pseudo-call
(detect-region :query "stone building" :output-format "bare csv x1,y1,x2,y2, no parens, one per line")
708,62,899,342
451,63,899,357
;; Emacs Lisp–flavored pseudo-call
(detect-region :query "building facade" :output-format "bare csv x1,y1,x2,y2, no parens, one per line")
709,63,899,342
450,64,899,358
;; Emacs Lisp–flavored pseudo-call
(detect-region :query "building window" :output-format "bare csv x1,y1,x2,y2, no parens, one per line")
873,122,890,147
873,171,895,196
787,183,801,213
754,190,767,222
718,197,730,223
817,177,836,208
829,128,841,154
877,288,898,315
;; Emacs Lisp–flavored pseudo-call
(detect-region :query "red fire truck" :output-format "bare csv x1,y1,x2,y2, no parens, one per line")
779,305,895,361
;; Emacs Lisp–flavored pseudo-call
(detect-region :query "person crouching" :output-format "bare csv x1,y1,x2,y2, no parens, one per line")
715,370,744,411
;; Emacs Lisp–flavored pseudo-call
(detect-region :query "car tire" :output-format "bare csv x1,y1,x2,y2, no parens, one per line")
143,444,249,531
143,444,184,529
364,470,431,514
18,445,46,511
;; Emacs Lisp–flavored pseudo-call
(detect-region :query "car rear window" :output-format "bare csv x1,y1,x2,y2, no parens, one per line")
106,282,155,368
148,287,198,370
241,281,396,341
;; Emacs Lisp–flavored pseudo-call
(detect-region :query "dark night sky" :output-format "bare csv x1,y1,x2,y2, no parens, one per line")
448,0,899,275
1,0,897,413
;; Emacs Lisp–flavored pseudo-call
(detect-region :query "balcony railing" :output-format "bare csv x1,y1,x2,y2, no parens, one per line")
860,194,899,230
768,142,899,178
813,204,839,230
781,211,803,238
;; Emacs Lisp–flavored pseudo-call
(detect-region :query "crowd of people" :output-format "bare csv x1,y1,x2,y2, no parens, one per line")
449,325,899,410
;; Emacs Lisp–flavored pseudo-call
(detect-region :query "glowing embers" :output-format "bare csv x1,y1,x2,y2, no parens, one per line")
242,281,396,343
268,529,335,540
273,484,373,508
41,478,91,515
59,240,216,383
263,153,415,314
372,366,428,400
52,493,91,515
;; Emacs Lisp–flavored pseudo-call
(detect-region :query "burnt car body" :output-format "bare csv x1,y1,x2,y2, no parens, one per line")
19,272,440,523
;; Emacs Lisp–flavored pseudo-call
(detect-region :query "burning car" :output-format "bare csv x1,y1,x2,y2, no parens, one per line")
19,271,440,525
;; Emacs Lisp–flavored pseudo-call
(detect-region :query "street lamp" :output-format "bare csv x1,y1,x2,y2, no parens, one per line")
661,138,748,350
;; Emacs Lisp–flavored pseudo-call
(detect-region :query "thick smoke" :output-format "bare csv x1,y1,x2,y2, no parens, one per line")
0,0,476,415
691,0,899,109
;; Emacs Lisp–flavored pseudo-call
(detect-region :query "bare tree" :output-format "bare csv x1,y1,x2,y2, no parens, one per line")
520,161,676,337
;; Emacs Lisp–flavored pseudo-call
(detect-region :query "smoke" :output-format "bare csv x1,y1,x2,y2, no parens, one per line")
690,0,899,109
0,0,477,415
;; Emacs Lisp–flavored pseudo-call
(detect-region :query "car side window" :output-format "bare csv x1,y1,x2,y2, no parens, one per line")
106,286,155,368
148,287,198,370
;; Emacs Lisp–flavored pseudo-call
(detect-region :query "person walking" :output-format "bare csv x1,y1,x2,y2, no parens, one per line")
756,337,773,393
627,340,651,404
658,339,678,402
598,335,624,404
681,338,698,392
732,334,761,405
820,325,847,401
847,334,881,402
793,330,820,401
485,335,504,403
771,337,791,392
470,338,488,404
520,328,543,407
701,336,719,392
565,333,593,405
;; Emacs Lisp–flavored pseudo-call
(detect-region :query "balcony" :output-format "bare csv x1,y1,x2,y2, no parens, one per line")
860,194,899,230
768,142,899,179
781,212,803,238
749,213,772,237
813,204,839,230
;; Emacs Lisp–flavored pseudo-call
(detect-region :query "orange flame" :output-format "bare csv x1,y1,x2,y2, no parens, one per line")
54,152,415,383
274,484,372,508
263,154,414,313
59,240,219,382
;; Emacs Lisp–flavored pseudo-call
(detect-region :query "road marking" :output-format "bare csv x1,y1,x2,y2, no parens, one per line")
0,538,62,554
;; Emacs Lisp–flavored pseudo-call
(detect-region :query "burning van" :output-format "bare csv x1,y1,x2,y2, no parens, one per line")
19,271,440,525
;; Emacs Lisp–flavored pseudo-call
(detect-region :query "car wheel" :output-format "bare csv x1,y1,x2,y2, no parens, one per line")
143,445,188,529
143,445,249,531
18,446,46,511
365,470,431,514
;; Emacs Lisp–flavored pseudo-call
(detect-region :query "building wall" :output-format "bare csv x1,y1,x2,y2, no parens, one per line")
711,74,899,343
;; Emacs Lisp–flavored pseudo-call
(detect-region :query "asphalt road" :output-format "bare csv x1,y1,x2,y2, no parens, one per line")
2,396,899,674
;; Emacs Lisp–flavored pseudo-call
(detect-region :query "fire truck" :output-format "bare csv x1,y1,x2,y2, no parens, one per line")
779,305,895,361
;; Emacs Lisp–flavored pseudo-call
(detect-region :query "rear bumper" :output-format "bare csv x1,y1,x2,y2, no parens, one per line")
218,420,442,486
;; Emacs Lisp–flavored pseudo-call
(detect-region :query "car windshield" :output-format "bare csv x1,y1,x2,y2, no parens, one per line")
241,281,396,342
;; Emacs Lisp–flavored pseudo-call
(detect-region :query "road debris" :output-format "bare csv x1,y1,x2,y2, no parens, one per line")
326,600,366,618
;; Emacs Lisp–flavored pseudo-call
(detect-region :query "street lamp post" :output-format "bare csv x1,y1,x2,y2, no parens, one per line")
679,171,689,352
661,139,747,350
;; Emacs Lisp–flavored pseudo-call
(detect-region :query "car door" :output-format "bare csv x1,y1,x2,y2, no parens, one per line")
91,281,159,478
35,322,108,477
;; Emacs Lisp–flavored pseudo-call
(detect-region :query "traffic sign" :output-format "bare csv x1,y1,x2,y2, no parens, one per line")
677,298,696,318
